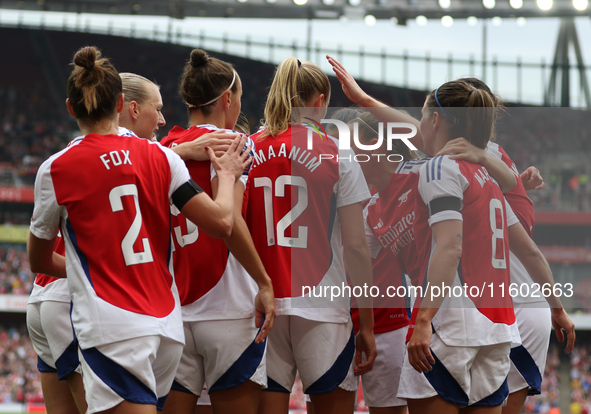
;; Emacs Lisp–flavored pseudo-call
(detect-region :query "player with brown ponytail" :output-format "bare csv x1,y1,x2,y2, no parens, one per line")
160,48,275,414
397,80,518,413
28,46,251,414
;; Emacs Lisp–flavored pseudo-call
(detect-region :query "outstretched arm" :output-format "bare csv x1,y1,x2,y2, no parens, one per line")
326,55,424,153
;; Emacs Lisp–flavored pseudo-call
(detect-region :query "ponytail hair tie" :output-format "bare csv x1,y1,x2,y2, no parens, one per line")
469,89,475,96
191,59,207,68
297,59,302,68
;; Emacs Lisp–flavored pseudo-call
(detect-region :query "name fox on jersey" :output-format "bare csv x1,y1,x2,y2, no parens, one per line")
100,150,132,170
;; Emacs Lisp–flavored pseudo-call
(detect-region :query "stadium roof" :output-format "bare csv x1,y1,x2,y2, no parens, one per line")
1,0,591,22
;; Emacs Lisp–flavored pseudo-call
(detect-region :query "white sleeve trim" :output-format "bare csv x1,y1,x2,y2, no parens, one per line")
156,144,191,199
505,198,520,227
30,157,62,240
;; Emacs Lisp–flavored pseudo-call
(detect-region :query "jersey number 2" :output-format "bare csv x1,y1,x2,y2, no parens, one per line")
109,184,154,266
254,175,308,248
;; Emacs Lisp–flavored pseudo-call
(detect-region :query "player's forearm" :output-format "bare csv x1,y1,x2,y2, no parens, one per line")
364,106,424,153
171,142,201,162
211,172,236,227
344,242,373,309
508,224,562,308
420,239,462,319
357,307,374,333
481,152,517,192
224,216,273,290
28,235,66,278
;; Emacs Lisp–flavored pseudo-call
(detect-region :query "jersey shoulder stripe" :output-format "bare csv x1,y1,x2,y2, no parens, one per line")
425,155,445,182
396,157,429,174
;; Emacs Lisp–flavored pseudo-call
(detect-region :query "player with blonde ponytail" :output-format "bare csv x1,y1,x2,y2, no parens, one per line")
247,57,377,414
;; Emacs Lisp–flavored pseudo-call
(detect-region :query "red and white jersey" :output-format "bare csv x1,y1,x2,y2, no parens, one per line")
412,155,517,347
160,124,257,321
486,142,543,304
29,133,190,349
366,158,429,287
351,193,412,334
352,230,409,334
29,128,140,305
246,124,370,323
486,142,535,237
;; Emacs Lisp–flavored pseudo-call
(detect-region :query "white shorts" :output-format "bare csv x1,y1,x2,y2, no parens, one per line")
508,306,551,395
27,301,80,380
360,326,408,408
398,331,511,407
78,335,183,414
265,315,356,395
172,318,266,397
197,386,211,405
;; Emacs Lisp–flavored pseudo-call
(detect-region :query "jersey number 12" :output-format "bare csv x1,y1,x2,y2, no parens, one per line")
254,175,308,248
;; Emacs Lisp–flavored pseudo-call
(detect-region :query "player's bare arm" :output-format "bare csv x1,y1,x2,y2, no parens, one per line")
408,220,462,373
326,54,424,153
339,201,377,376
180,135,251,238
211,178,276,343
172,130,239,161
507,222,575,353
27,234,66,278
437,138,517,192
521,166,545,191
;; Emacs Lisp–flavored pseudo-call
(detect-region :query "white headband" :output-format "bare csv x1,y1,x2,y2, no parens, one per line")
187,70,237,108
355,117,379,135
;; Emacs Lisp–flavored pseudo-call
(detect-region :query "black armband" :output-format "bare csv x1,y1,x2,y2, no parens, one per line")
172,179,203,211
428,196,462,217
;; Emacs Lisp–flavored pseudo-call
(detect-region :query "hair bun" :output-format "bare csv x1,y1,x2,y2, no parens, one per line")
73,46,99,70
190,49,209,68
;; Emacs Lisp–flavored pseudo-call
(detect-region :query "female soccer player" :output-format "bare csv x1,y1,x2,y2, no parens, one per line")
118,73,166,141
159,49,275,414
350,111,416,414
27,46,250,414
27,71,182,414
247,57,377,414
398,82,518,414
436,78,574,414
328,57,574,413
